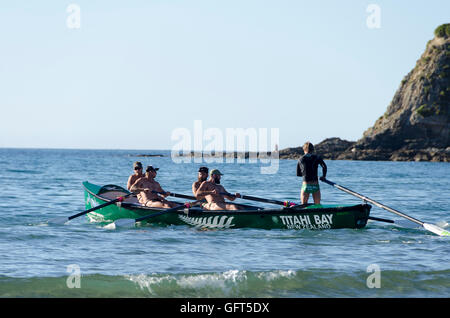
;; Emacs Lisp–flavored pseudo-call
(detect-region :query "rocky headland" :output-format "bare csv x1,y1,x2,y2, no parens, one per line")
280,24,450,162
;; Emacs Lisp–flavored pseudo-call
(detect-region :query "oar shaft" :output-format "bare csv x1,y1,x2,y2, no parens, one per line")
321,179,423,226
135,200,201,223
368,216,394,224
69,198,119,220
152,190,197,201
220,192,293,206
241,195,285,205
135,206,181,222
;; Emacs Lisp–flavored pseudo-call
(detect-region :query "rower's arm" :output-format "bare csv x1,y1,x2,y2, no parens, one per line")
222,187,236,201
224,194,235,201
126,176,133,191
296,160,302,177
195,182,215,199
130,178,143,193
157,184,169,198
192,182,199,197
319,157,327,178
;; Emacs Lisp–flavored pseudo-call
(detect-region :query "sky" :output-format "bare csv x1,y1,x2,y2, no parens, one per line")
0,1,449,150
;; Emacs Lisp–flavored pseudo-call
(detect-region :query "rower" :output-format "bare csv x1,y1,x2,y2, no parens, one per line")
127,161,144,191
296,142,327,204
192,166,209,196
195,169,241,210
130,165,178,208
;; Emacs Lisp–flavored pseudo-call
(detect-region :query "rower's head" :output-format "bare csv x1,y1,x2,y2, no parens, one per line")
133,161,143,173
198,166,209,182
303,142,314,154
210,169,223,184
145,165,159,178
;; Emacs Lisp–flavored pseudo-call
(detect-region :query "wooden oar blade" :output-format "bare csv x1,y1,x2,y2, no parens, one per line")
423,223,450,237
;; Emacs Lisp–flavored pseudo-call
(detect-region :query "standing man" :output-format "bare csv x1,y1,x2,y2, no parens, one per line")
195,169,241,210
297,142,327,204
127,161,144,190
192,166,209,196
130,165,178,208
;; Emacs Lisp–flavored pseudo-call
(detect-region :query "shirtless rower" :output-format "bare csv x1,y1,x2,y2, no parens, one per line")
192,166,208,196
195,169,241,210
127,161,144,190
130,165,178,208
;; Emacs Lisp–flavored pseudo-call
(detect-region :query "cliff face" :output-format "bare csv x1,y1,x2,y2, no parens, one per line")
280,24,450,162
337,24,450,162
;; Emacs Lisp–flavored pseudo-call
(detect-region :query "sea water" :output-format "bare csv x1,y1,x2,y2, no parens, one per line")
0,148,449,297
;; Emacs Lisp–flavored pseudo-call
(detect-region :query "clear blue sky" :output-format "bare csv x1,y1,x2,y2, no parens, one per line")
1,1,448,150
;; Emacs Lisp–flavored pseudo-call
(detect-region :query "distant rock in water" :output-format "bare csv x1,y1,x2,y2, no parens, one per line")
136,154,165,157
279,138,355,160
338,24,450,162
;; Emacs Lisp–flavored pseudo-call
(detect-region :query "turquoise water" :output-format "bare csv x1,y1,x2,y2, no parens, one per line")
0,148,449,297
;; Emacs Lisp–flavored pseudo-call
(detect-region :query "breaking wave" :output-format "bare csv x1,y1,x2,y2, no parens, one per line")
1,269,449,297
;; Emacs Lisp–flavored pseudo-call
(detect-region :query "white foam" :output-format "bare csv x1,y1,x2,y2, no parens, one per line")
103,223,116,230
256,270,296,281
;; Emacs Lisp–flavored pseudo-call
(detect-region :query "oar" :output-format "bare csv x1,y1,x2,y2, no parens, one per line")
104,200,201,230
320,178,449,237
220,192,297,207
365,216,420,227
152,190,198,201
48,192,135,225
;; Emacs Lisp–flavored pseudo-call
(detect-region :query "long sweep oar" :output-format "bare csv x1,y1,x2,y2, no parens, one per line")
48,192,135,225
104,200,201,230
321,178,449,237
220,192,297,207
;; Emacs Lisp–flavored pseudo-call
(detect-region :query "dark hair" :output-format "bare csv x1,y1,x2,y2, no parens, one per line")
303,142,314,153
146,165,159,173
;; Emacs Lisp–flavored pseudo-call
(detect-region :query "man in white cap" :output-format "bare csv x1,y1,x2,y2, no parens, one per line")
195,169,241,210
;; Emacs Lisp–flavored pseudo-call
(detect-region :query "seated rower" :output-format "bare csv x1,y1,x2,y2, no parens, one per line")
192,166,209,196
195,169,241,211
127,161,144,191
130,165,178,208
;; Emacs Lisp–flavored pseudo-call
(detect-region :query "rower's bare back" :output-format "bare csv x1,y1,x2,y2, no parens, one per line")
197,181,226,203
132,178,163,204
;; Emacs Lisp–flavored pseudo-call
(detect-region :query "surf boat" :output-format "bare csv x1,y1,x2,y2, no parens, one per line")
83,181,371,230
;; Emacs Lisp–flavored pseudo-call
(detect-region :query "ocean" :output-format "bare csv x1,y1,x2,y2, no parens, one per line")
0,148,449,297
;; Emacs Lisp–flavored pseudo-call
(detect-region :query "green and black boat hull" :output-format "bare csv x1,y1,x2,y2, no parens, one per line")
83,181,371,230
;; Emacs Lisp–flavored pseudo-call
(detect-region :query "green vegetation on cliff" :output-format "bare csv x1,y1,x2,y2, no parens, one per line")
435,23,450,38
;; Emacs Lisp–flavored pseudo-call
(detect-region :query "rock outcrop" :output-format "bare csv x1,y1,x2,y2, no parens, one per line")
281,24,450,162
338,24,449,162
279,138,355,160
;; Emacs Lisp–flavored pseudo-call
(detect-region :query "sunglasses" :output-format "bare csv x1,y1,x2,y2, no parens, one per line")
134,166,142,170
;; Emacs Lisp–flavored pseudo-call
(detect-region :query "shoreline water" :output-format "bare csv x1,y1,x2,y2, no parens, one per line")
0,149,448,298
